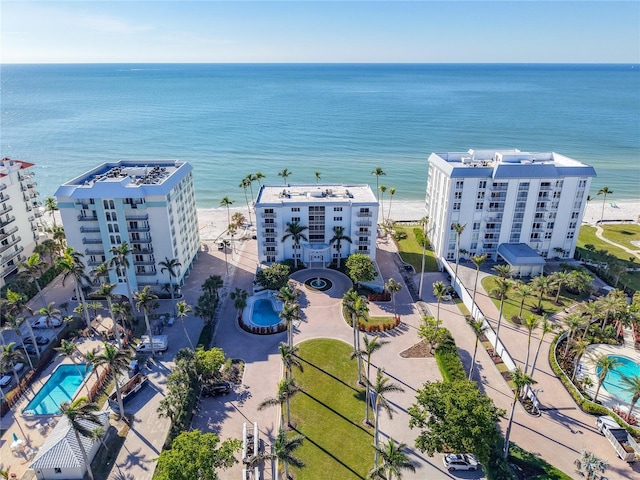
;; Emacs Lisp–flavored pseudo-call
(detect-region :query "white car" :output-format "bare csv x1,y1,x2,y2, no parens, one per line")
442,453,479,472
31,316,63,329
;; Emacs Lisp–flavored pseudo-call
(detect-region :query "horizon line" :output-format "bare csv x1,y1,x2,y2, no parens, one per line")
2,62,639,66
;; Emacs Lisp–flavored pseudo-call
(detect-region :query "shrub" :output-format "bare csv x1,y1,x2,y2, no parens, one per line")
393,230,408,241
434,331,466,383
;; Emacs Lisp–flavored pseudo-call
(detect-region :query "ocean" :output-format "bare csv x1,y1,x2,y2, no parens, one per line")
1,63,638,207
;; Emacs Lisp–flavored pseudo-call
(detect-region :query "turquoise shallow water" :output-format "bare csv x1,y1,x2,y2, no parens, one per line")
1,64,638,207
598,356,640,405
23,364,91,415
251,298,282,327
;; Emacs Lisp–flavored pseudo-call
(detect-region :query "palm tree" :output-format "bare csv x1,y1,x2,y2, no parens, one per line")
371,167,386,201
258,377,300,428
44,196,59,227
55,339,91,395
620,374,640,419
230,287,248,320
571,340,590,381
83,347,102,387
371,368,404,468
175,300,193,349
255,171,266,186
314,171,321,183
597,186,613,222
386,187,396,222
93,282,121,347
330,226,352,268
278,168,292,184
417,216,430,298
385,278,402,319
245,173,257,203
275,282,299,306
493,264,513,280
89,261,110,285
59,397,104,480
368,438,416,480
0,342,25,387
352,335,389,425
379,185,387,223
590,354,622,401
574,450,609,480
432,281,449,330
239,177,254,225
220,239,231,274
522,315,541,375
514,281,534,321
493,275,512,352
220,196,234,226
467,318,487,380
109,243,136,314
470,253,487,310
4,315,34,369
532,275,553,313
159,257,182,316
38,301,63,340
203,274,224,302
551,271,572,304
279,343,303,380
94,342,132,418
279,302,299,348
134,286,158,357
562,313,585,357
503,367,536,458
529,316,555,378
451,222,466,283
282,221,308,269
18,253,47,307
270,428,305,480
579,300,599,340
58,247,92,329
343,292,369,383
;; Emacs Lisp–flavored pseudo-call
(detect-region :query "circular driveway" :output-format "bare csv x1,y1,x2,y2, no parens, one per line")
289,268,353,302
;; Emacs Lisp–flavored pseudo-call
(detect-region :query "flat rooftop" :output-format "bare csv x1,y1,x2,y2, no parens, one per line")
433,149,591,168
256,184,377,205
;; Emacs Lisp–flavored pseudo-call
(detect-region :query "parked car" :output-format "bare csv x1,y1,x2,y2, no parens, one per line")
22,343,39,355
202,382,232,397
0,375,11,388
14,362,24,373
23,335,50,345
31,316,62,329
442,453,479,472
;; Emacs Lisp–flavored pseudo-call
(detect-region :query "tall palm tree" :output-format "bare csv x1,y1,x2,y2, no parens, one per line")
368,438,416,480
550,271,572,304
562,313,585,357
203,274,224,302
4,315,34,369
528,316,555,378
134,286,158,357
159,257,181,316
282,221,308,269
18,253,47,307
58,247,92,329
55,339,91,395
59,397,104,480
470,253,487,310
371,368,404,468
532,275,552,313
83,347,102,387
492,275,512,352
418,216,430,298
451,222,466,283
230,287,248,320
258,377,300,428
432,281,449,330
352,335,389,425
579,300,600,340
44,196,59,227
220,196,234,226
385,278,402,319
255,171,266,186
89,261,110,285
590,354,622,401
574,450,609,480
467,318,487,381
175,300,193,349
0,342,25,387
93,283,121,347
314,171,321,183
275,282,299,306
514,281,534,321
343,294,369,383
379,185,387,223
278,168,292,184
503,367,536,458
522,315,541,374
93,343,132,419
239,177,254,225
597,186,613,222
371,167,386,201
279,343,303,380
386,187,396,222
571,340,590,381
279,302,299,348
38,301,63,340
109,243,136,314
330,226,352,268
620,374,640,419
271,427,305,480
245,173,257,203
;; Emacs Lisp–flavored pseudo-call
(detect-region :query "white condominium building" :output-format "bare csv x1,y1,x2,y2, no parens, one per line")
1,158,42,287
254,184,378,267
425,149,596,272
55,160,200,296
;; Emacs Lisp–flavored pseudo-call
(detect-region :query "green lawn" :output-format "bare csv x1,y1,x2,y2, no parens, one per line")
393,225,439,272
577,225,632,261
599,223,640,251
508,444,572,480
290,339,373,480
481,276,588,322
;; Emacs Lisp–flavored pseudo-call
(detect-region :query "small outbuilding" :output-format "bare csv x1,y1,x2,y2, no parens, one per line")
497,243,546,278
30,411,110,480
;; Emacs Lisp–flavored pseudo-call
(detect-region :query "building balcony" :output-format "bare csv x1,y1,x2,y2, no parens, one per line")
86,259,103,266
356,220,372,227
132,246,154,254
85,248,105,256
125,214,149,221
133,259,156,266
358,249,371,255
1,246,24,264
262,250,277,256
356,211,373,217
262,212,276,219
0,184,6,191
0,194,9,203
0,216,16,228
78,215,99,222
34,210,43,217
0,205,13,215
1,262,19,278
80,226,101,233
136,270,157,276
26,182,38,189
0,236,21,254
262,240,277,246
82,238,103,244
491,185,508,191
0,226,19,242
128,226,151,233
356,240,370,246
486,207,503,213
31,223,38,232
484,228,501,233
129,237,152,243
262,223,278,229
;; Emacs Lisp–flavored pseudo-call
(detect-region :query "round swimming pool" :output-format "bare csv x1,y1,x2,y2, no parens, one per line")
597,356,640,404
251,298,283,327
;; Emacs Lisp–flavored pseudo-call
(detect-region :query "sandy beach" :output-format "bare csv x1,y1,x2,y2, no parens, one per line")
196,198,640,241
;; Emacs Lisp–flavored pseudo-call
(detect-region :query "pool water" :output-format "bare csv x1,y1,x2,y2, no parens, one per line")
23,364,92,415
598,356,640,404
252,298,282,327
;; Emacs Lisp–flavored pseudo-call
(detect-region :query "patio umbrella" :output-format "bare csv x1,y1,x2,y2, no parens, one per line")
12,432,18,442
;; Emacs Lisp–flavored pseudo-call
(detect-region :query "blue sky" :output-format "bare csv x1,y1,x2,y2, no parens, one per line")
2,1,639,63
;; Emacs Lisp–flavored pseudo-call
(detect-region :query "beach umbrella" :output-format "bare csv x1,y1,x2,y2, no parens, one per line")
13,432,18,442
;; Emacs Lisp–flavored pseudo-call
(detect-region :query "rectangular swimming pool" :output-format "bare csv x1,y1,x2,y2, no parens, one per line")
23,364,92,416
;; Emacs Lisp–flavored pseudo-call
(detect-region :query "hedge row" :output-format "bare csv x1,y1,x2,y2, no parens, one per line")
434,330,467,383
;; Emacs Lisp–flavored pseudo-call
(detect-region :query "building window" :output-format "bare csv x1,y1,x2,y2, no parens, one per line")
291,217,301,222
544,232,552,239
567,231,575,239
578,179,587,187
473,222,480,230
476,202,483,210
446,252,455,260
455,181,464,189
470,242,477,250
553,191,561,198
453,202,461,211
547,222,554,229
454,191,462,199
574,201,582,209
571,212,579,219
477,191,485,199
291,207,300,212
265,219,274,225
55,468,62,474
334,217,342,221
479,181,487,189
334,207,343,212
531,233,540,240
